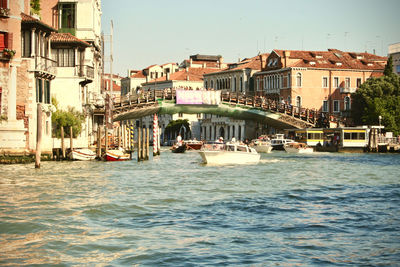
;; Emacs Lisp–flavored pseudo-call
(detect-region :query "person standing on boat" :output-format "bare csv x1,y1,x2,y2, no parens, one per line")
177,134,182,146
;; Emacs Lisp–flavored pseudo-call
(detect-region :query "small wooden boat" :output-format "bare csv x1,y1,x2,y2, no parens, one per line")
70,149,96,161
105,149,130,161
171,143,186,153
284,142,314,153
185,140,203,150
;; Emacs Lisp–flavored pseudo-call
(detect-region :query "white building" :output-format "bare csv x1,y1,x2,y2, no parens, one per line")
388,42,400,75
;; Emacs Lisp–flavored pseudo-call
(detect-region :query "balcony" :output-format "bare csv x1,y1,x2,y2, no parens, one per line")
34,56,57,79
340,87,356,94
76,65,94,79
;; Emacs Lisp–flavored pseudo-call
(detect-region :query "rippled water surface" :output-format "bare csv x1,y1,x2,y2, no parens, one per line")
1,151,400,266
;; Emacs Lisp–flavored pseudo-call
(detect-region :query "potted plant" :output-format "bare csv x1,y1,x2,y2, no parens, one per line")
0,7,10,17
3,48,16,58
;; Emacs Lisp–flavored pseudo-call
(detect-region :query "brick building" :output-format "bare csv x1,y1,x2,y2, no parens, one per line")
254,49,387,116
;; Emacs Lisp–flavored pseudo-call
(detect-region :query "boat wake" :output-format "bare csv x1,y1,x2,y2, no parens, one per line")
259,159,282,164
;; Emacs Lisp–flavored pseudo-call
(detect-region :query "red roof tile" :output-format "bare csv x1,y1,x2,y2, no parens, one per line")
50,33,90,47
21,13,57,32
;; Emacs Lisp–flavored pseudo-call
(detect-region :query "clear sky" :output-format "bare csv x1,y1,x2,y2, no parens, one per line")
101,0,400,76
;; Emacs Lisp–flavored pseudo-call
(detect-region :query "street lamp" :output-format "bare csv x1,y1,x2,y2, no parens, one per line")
378,115,382,134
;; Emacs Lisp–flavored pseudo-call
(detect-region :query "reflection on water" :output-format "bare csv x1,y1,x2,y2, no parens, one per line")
0,152,400,265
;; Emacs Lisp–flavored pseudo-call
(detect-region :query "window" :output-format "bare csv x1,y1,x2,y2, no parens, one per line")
344,96,351,110
263,77,266,90
44,80,51,104
36,79,43,103
21,30,31,57
53,49,75,67
196,113,201,119
59,3,76,30
345,77,350,89
178,113,183,118
0,0,8,8
296,73,302,87
396,65,400,74
322,77,328,88
356,78,362,88
296,96,302,109
333,100,340,113
0,32,12,52
256,78,259,91
322,100,328,112
233,77,237,92
240,77,243,92
334,77,339,88
287,73,291,87
210,80,213,88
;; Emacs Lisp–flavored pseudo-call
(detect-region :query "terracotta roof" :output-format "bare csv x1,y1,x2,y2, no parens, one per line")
50,33,90,47
143,64,158,70
148,68,220,83
204,54,266,75
21,13,57,32
131,71,146,78
269,49,387,71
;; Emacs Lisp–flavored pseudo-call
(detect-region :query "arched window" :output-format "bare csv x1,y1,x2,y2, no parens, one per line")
233,77,237,92
263,77,267,90
204,80,208,89
240,76,243,92
210,80,214,88
287,73,291,87
296,72,302,87
344,96,351,110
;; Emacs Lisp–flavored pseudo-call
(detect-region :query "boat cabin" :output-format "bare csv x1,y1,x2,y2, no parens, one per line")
285,128,323,146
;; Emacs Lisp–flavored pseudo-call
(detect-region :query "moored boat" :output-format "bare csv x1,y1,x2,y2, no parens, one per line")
105,149,130,161
70,148,96,161
284,142,314,153
198,142,260,165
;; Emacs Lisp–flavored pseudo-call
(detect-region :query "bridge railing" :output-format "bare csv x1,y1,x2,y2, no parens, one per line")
114,89,320,126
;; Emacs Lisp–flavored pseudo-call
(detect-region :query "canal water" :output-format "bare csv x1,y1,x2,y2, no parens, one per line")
1,150,399,266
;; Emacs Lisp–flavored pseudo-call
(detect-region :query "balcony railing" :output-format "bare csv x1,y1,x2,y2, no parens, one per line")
76,65,94,79
35,56,57,77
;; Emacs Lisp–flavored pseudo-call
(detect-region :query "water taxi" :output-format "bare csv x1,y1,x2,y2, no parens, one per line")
270,134,294,150
198,142,260,165
250,139,273,153
284,142,314,153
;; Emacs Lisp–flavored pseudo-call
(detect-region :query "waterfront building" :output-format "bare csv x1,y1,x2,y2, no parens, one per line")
254,49,387,117
388,43,400,75
40,0,103,149
201,55,267,141
0,0,58,155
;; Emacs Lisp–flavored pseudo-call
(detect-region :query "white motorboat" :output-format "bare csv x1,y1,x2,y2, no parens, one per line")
198,142,260,165
270,134,294,150
250,139,273,153
284,142,314,153
70,148,96,161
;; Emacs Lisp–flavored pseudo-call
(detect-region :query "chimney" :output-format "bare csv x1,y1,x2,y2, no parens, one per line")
259,54,266,70
283,51,291,68
190,58,193,67
218,57,224,69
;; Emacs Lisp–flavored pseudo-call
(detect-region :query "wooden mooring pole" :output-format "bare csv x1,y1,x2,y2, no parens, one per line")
35,103,42,168
137,126,142,161
70,126,73,154
61,126,65,159
97,125,101,158
146,127,150,160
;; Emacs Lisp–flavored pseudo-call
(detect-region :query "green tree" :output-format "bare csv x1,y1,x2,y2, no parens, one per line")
351,57,400,135
30,0,41,16
165,119,191,139
51,97,85,138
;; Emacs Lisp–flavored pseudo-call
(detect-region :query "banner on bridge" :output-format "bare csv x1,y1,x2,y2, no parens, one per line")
176,89,221,105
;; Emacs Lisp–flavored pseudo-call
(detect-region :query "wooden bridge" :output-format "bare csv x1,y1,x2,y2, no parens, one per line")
113,89,319,129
